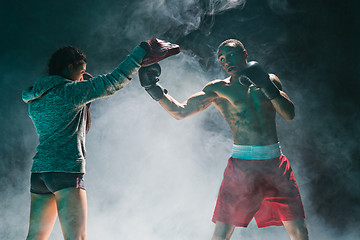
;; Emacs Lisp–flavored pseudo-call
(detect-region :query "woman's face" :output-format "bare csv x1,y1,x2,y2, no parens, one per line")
68,63,87,81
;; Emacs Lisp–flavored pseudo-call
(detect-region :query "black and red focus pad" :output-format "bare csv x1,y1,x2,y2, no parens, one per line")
141,38,181,67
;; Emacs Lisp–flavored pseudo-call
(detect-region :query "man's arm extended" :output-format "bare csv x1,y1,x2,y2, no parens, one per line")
158,88,218,120
138,63,218,120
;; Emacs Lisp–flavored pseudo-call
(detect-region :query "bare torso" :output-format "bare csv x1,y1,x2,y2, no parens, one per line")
206,76,278,145
159,73,292,146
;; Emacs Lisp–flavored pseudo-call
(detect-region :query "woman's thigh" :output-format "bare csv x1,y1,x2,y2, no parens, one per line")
55,188,87,240
27,193,57,240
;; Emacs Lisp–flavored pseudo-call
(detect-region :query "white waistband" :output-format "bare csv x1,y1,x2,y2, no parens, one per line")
231,142,282,160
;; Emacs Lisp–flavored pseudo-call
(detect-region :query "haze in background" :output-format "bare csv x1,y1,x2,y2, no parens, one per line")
0,0,359,239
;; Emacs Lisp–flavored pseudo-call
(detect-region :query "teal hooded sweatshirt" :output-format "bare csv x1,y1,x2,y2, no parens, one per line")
22,46,146,173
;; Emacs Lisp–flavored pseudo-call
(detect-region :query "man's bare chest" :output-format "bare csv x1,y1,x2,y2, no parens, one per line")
214,83,271,118
216,82,259,103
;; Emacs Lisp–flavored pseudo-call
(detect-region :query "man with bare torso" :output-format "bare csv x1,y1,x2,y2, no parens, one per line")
138,39,308,240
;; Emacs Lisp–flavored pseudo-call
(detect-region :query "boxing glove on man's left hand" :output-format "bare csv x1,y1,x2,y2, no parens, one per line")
139,63,166,101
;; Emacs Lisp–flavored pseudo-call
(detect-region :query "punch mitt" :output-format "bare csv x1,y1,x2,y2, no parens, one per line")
140,38,180,67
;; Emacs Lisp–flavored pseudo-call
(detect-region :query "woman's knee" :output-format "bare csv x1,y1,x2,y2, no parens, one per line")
63,231,87,240
26,231,50,240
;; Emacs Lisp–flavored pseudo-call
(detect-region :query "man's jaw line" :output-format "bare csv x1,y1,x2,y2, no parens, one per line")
227,66,236,72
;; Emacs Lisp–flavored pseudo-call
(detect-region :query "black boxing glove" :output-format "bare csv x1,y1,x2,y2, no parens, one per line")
138,63,167,101
240,61,280,100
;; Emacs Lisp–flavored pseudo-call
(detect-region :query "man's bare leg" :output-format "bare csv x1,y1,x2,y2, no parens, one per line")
211,221,235,240
26,193,58,240
283,219,309,240
55,188,87,240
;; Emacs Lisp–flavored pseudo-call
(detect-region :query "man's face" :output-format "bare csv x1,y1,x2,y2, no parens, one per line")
218,43,246,77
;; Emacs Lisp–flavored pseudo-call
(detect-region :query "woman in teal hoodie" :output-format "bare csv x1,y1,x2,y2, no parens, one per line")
22,42,149,240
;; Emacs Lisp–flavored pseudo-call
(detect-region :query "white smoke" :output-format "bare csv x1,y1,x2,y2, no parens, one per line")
88,0,247,46
3,0,359,239
84,53,230,239
126,0,246,36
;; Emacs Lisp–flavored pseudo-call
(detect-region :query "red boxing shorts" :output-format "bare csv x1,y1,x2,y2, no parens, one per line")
212,143,305,228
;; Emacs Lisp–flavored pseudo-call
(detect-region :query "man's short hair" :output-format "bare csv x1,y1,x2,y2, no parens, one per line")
217,39,246,54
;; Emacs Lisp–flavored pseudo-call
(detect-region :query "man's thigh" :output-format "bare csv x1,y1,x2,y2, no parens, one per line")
212,221,235,240
283,218,308,240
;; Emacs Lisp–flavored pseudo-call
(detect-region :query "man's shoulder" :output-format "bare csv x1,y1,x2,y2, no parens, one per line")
203,78,228,91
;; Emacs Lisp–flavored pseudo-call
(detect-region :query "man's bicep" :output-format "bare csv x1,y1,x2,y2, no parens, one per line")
182,90,217,114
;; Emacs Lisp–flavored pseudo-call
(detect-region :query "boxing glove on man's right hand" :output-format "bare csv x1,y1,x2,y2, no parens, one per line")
138,63,166,101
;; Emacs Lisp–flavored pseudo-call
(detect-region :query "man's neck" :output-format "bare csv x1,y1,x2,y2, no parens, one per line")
230,72,243,84
229,76,238,84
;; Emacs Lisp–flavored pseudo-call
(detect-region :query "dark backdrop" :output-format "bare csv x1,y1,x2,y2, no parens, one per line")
1,0,359,239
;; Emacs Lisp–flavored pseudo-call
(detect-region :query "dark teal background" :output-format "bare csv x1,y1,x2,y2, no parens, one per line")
0,0,359,238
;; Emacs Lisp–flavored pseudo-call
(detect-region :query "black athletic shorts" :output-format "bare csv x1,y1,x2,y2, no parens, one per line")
30,172,86,194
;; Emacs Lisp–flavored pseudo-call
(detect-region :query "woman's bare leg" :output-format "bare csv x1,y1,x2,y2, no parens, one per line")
26,193,58,240
55,188,87,240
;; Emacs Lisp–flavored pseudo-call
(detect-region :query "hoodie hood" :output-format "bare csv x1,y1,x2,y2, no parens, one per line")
22,75,71,103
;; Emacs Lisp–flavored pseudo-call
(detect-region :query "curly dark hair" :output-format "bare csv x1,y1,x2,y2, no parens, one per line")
48,46,87,76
